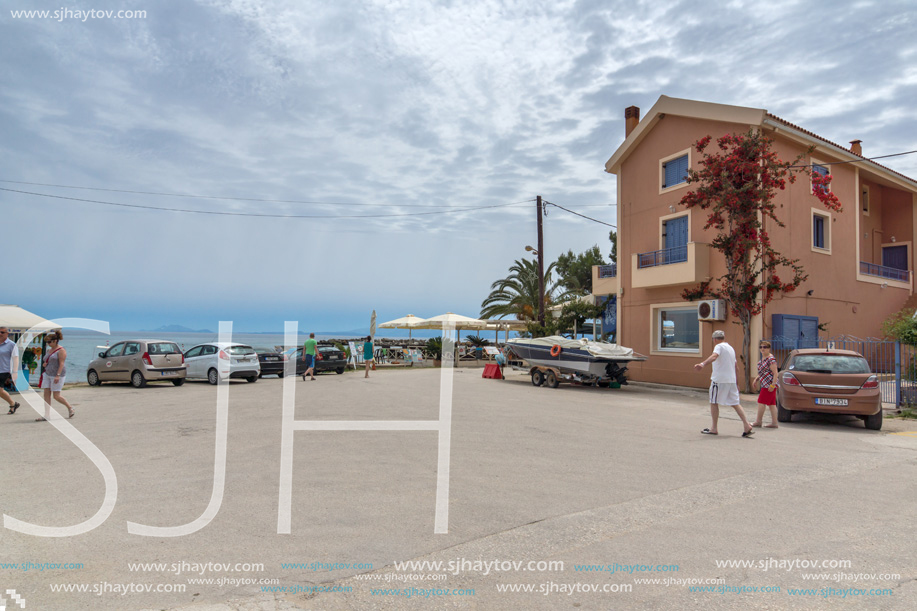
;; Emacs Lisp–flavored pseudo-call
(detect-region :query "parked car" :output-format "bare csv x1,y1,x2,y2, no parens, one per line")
183,342,260,384
776,348,882,430
289,344,347,376
87,340,187,388
254,347,287,377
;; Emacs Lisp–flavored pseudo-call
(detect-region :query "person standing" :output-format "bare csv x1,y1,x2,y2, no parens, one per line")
694,329,754,437
302,333,318,381
363,336,374,378
37,330,74,421
0,327,21,414
752,341,779,428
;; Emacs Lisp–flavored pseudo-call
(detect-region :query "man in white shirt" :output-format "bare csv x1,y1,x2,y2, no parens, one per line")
694,329,753,437
0,327,21,414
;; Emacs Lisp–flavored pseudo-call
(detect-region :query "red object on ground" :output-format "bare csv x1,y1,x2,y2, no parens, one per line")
482,363,503,379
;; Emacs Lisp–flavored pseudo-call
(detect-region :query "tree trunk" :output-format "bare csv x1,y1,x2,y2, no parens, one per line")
741,317,752,393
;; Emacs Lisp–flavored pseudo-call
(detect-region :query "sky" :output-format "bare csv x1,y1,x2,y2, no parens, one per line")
2,0,916,332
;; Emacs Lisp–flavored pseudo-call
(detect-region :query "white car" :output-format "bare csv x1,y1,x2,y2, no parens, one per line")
183,342,260,384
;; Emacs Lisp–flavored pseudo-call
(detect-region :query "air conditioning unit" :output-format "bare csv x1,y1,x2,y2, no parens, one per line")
697,299,726,322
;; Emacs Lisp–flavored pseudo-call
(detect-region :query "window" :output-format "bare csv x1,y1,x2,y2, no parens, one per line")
812,209,831,253
861,185,870,215
657,307,699,352
184,346,203,358
662,154,689,188
811,162,830,195
106,343,125,357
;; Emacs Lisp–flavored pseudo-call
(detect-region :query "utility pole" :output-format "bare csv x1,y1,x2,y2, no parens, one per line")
536,195,545,327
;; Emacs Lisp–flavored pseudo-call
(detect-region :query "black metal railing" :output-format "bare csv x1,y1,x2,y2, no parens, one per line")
597,264,617,278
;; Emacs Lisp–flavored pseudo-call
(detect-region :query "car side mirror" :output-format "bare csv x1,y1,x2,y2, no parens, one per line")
99,352,106,357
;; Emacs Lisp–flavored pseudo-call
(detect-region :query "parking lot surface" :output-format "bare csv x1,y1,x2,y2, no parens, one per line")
2,368,916,610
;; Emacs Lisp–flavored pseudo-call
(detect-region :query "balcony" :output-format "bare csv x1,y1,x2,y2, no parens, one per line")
592,263,618,296
860,261,910,283
631,243,710,288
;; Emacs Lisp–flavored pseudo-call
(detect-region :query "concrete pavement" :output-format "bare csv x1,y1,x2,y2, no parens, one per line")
1,368,915,610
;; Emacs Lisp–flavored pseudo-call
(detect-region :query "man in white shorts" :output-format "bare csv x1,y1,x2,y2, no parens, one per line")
694,329,754,437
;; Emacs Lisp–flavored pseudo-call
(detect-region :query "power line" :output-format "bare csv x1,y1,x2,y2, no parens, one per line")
0,179,535,209
788,149,917,169
0,187,533,219
543,201,616,228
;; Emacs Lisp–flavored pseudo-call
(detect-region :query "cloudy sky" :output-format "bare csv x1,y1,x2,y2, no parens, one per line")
2,0,915,332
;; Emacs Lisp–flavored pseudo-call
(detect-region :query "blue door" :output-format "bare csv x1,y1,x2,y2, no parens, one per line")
882,245,908,271
664,216,688,263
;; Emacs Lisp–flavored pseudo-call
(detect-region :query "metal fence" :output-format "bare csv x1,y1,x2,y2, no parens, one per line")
636,245,688,269
763,335,916,406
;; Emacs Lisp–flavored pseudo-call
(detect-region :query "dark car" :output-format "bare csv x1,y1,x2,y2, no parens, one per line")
777,348,882,430
291,344,347,375
254,347,287,377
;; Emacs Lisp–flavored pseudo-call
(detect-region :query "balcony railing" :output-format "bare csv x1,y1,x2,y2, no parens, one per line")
598,264,617,278
860,261,910,282
637,245,688,269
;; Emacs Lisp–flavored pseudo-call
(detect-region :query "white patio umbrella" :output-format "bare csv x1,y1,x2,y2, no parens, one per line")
378,314,427,340
370,310,377,340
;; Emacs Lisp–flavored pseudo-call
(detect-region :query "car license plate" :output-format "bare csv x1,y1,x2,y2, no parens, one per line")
161,371,176,376
266,357,279,361
815,398,848,406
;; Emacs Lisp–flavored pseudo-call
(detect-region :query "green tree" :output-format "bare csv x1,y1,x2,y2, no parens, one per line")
555,245,607,295
608,230,617,262
480,258,569,321
882,308,917,345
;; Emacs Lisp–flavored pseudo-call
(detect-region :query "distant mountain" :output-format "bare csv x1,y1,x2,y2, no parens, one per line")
142,325,214,334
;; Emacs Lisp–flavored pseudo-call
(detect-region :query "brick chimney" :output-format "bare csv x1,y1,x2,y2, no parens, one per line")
850,140,862,156
625,106,640,137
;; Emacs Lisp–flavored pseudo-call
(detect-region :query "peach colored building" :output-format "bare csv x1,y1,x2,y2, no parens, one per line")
596,95,917,388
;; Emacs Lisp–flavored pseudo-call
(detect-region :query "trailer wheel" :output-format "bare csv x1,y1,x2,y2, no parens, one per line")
531,370,544,386
545,370,559,388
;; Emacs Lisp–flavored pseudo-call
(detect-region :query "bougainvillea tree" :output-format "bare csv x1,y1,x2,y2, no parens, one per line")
679,129,841,390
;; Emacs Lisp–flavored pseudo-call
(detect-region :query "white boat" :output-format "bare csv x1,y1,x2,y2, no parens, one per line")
505,336,647,385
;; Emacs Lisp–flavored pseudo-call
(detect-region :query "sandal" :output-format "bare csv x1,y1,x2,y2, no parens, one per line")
35,417,47,422
8,401,20,414
701,428,718,435
68,410,75,419
742,429,755,438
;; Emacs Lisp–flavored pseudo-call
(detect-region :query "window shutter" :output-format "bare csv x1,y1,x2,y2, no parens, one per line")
664,155,689,188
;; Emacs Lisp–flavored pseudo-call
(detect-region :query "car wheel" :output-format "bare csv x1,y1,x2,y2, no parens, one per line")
87,370,102,386
336,367,344,374
531,370,544,386
131,370,147,388
277,371,284,378
171,378,185,387
776,400,793,423
246,376,258,383
207,368,220,385
545,370,559,388
864,409,883,431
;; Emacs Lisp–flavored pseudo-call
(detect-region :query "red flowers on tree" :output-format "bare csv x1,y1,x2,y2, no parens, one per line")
679,130,842,390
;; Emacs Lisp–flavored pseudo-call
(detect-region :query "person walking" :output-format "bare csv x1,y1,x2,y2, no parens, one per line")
302,333,317,381
694,329,754,437
0,327,21,415
36,330,74,421
363,336,374,378
752,341,779,428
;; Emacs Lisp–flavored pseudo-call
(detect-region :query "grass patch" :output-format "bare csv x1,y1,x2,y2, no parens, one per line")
891,405,917,419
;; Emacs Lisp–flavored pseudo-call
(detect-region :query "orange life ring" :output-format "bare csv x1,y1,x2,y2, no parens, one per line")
550,344,562,357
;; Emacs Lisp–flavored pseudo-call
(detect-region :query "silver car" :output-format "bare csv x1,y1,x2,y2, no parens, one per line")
87,340,187,388
183,342,260,384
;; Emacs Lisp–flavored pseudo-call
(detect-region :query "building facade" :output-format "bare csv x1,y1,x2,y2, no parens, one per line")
597,96,917,388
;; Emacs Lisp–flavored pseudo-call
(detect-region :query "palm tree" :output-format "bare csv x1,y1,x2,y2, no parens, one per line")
480,258,570,321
